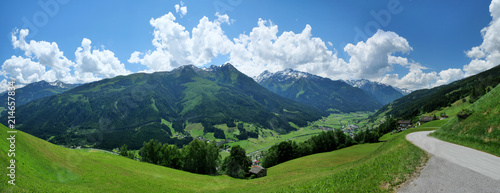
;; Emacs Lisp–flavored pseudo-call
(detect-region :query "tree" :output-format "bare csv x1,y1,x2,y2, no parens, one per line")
119,144,129,157
159,144,183,169
262,145,279,168
182,139,220,174
214,128,226,139
223,145,251,178
277,140,298,164
140,139,162,164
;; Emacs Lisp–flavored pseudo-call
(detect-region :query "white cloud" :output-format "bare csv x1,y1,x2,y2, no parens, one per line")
435,68,465,86
1,29,131,92
175,1,187,18
464,0,500,76
379,68,438,91
1,55,46,84
11,29,75,83
75,38,131,82
0,79,7,93
388,55,409,66
378,67,465,91
344,30,412,79
128,12,233,71
230,19,349,78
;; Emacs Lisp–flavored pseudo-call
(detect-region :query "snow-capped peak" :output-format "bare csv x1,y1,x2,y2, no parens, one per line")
48,80,68,88
254,68,320,84
254,70,272,83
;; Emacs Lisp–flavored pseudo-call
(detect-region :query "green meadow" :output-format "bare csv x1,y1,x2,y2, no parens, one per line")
0,120,439,192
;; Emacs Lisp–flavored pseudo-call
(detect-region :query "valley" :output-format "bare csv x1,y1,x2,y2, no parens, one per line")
1,64,498,192
0,121,438,192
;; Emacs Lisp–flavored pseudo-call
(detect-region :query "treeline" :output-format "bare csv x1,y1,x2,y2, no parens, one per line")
119,139,252,178
262,118,397,168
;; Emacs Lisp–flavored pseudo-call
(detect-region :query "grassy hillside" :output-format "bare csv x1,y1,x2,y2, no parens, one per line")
0,121,435,192
431,84,500,157
372,65,500,120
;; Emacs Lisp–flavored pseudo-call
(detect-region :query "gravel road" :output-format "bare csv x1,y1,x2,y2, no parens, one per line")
399,131,500,193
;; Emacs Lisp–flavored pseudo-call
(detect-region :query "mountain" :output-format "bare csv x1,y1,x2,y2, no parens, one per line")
345,79,403,105
4,64,322,149
394,87,412,96
372,65,500,120
0,80,79,114
255,69,382,113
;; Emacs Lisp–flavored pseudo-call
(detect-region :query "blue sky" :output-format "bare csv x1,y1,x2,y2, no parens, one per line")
1,0,498,91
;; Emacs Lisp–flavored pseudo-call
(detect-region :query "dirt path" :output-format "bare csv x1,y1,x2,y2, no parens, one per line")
400,131,500,192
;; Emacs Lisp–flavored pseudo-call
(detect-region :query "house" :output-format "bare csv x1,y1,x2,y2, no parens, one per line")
419,116,433,124
247,165,267,178
398,120,412,131
440,113,449,120
347,125,359,130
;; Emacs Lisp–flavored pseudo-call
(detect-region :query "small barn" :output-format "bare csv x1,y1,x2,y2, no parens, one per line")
419,116,433,123
247,165,267,178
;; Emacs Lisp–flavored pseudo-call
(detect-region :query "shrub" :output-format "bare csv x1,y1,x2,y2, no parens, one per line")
457,108,474,120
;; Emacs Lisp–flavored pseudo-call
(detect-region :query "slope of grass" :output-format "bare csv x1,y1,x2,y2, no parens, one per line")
0,122,435,192
378,120,448,142
431,84,500,157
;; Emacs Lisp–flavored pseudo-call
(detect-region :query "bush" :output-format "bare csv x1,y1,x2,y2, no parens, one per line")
457,108,474,120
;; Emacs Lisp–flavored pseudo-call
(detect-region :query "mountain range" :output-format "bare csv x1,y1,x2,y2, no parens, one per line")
345,79,404,105
0,80,78,114
5,64,323,149
255,69,383,113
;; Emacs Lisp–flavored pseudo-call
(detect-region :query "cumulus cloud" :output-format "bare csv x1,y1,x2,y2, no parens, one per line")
377,66,466,90
1,29,131,91
378,67,437,91
464,0,500,76
435,68,465,86
175,1,187,18
75,38,131,82
128,12,233,71
344,30,412,79
229,19,354,79
1,55,46,84
10,29,75,83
